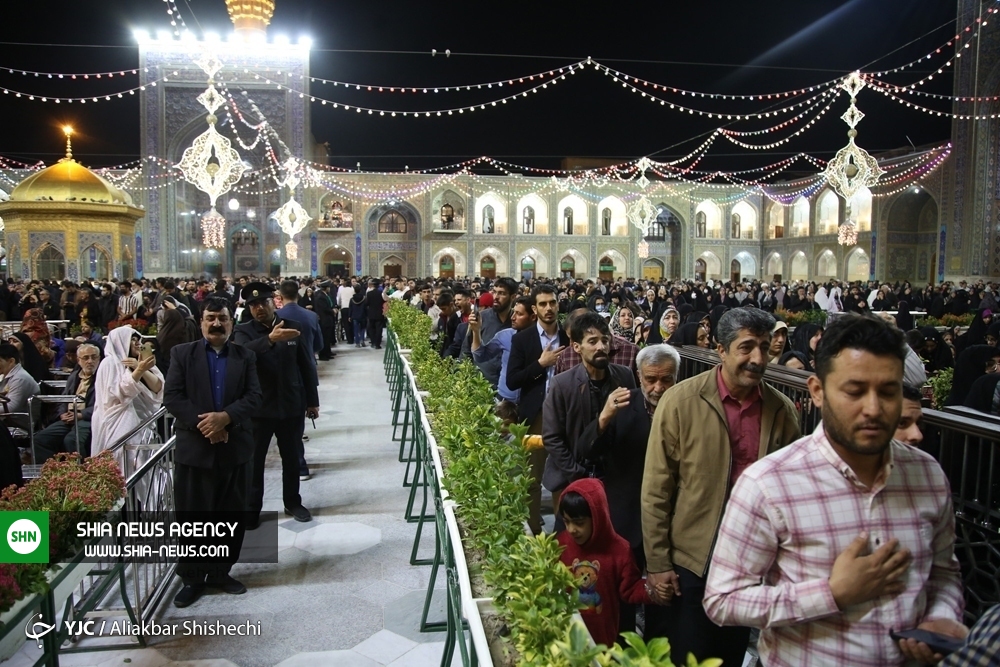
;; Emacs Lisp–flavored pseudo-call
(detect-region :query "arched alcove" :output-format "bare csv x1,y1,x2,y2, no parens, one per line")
846,247,869,282
764,252,783,280
817,190,840,235
597,196,628,237
695,200,722,239
731,201,758,240
791,197,810,237
816,249,837,278
790,251,808,281
696,251,721,280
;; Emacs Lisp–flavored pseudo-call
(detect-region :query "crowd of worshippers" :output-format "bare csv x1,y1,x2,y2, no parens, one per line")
392,274,1000,666
0,277,336,522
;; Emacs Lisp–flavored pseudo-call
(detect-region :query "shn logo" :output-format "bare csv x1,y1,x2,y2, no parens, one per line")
0,512,49,563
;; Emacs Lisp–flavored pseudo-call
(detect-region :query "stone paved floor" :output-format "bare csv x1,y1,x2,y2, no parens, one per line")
4,343,457,667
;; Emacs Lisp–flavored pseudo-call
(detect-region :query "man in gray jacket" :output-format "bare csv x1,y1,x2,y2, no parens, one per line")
0,343,40,429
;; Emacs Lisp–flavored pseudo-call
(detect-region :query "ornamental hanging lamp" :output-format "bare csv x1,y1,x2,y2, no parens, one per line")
825,72,883,249
273,158,312,261
175,52,247,249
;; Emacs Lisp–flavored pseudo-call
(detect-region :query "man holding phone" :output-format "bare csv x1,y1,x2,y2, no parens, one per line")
703,314,966,666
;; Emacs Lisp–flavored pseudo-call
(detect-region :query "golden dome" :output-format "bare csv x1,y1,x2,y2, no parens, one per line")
11,157,133,206
225,0,275,38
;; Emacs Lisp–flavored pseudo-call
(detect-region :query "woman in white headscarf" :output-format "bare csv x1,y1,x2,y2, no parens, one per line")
91,326,164,460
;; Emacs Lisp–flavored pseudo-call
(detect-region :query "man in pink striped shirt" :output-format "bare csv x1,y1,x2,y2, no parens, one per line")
704,314,967,666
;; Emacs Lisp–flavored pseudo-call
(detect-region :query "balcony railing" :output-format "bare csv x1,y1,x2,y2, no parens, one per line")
675,345,999,623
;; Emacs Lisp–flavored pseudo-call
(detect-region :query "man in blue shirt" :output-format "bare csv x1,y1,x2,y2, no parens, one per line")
470,296,536,402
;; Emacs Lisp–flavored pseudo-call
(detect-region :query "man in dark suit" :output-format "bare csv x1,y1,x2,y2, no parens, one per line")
275,280,323,365
312,281,337,360
505,284,569,534
163,297,262,608
542,310,635,516
233,283,319,527
364,278,388,349
576,342,679,638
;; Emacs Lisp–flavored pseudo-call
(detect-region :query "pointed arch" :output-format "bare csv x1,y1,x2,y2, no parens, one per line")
731,201,757,240
431,247,466,278
695,200,722,239
764,252,783,279
816,249,837,278
557,194,589,236
559,248,589,278
33,243,65,281
791,196,810,237
381,254,406,279
846,247,869,282
768,203,785,239
848,187,873,231
597,196,628,237
517,193,548,235
598,248,628,279
790,251,808,281
475,191,508,234
519,248,548,279
732,251,757,278
476,246,508,276
817,189,840,235
696,251,722,280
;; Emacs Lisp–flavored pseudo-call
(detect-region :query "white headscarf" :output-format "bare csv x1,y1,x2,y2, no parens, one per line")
91,326,165,459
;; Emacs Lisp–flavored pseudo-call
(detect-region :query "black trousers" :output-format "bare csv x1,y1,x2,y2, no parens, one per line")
249,417,304,515
174,459,248,585
651,565,750,667
340,308,354,343
367,317,384,348
320,318,335,355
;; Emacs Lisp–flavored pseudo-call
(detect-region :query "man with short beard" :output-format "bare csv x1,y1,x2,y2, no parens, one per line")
704,314,966,667
464,277,516,387
642,308,800,667
542,310,634,522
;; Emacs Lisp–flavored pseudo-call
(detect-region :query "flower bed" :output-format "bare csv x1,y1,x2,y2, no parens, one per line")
388,301,720,667
0,453,125,615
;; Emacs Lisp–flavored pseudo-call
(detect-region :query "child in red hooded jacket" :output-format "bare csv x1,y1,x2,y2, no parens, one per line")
557,477,670,646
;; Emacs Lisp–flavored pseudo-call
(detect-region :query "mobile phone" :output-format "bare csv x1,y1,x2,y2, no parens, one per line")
140,341,154,362
889,629,965,656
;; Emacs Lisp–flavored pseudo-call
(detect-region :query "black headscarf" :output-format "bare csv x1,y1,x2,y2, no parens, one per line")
894,301,914,332
791,323,823,370
947,345,1000,406
11,331,49,382
708,305,730,345
955,310,991,354
777,350,812,370
667,322,705,347
685,310,708,326
920,326,954,373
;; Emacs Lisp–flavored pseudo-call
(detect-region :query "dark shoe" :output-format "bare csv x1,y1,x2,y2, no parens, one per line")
246,515,261,531
205,574,247,595
284,505,313,522
173,584,204,608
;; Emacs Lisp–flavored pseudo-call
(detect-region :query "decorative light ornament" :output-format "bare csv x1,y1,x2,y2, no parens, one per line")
838,222,858,247
201,207,227,248
824,72,885,200
176,53,247,249
637,241,650,259
628,195,659,232
0,215,5,232
285,239,299,261
273,158,311,243
635,156,652,189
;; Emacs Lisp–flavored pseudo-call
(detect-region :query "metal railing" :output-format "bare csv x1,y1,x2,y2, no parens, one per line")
675,346,1000,622
55,408,178,657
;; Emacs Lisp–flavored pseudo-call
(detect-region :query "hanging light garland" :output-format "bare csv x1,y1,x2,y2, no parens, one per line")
176,52,247,249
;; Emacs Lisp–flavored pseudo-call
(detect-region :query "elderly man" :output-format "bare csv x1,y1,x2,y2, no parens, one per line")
32,343,101,462
704,314,966,667
577,343,680,637
642,308,800,667
0,343,41,429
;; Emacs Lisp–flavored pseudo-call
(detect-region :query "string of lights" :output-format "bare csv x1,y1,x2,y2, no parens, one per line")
0,71,177,103
1,67,140,79
865,81,1000,119
718,95,841,150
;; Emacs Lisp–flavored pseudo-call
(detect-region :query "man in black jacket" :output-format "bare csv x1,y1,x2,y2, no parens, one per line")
233,283,319,527
32,343,101,462
312,281,337,360
364,279,388,349
163,298,262,608
505,284,569,534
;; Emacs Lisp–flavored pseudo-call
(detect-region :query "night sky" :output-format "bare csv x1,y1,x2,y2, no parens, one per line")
0,0,959,174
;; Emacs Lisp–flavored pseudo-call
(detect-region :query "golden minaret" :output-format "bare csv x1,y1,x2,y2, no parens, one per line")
225,0,275,39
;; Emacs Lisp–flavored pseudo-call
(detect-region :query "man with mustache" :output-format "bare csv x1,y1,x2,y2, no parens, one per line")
163,297,262,608
704,314,966,667
542,310,634,525
642,308,800,667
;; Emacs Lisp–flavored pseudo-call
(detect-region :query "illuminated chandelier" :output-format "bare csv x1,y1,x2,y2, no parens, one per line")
175,52,247,249
824,72,884,201
637,241,650,259
273,158,311,261
627,194,658,232
838,204,859,247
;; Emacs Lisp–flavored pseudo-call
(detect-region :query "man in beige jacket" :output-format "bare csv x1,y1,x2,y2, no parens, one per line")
642,308,800,667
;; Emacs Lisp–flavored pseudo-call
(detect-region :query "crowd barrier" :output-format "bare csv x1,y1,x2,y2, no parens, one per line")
4,410,180,666
676,346,1000,623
